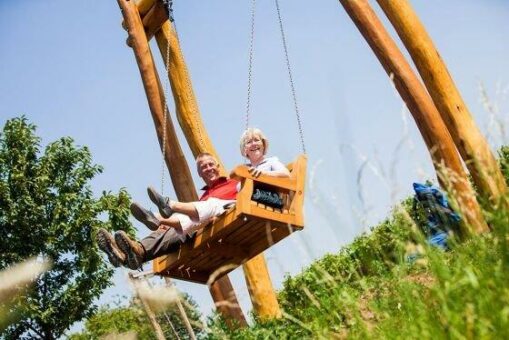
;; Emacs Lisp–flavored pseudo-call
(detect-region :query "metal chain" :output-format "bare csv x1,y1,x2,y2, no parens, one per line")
160,0,174,195
245,0,256,131
162,0,175,22
274,0,306,154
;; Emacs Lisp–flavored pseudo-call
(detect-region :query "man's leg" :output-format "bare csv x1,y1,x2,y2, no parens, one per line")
163,199,234,236
147,186,199,219
115,231,146,270
96,228,126,267
131,202,194,232
140,228,183,261
169,201,199,220
191,198,233,222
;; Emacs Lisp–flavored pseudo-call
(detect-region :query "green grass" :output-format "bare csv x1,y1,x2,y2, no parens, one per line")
205,147,509,339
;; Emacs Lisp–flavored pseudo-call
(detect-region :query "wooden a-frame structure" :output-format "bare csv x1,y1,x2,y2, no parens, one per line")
114,0,508,329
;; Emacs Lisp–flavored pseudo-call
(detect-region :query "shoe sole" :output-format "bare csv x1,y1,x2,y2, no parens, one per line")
115,231,143,270
147,187,173,219
97,229,124,267
130,203,160,231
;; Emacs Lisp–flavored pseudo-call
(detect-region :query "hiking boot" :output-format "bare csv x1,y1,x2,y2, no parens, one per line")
130,202,161,231
114,230,146,270
147,186,173,218
96,228,126,267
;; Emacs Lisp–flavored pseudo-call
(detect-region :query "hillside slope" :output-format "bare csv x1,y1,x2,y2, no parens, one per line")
207,146,509,339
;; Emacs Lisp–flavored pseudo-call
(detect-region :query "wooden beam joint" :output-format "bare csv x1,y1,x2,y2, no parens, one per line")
141,0,169,41
122,0,169,46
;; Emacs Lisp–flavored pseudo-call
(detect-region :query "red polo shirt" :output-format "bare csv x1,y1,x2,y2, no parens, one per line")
199,177,239,201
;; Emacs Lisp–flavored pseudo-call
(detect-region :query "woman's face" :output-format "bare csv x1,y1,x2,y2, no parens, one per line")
244,134,265,161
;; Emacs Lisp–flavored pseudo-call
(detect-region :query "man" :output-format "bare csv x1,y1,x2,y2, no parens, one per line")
97,153,239,270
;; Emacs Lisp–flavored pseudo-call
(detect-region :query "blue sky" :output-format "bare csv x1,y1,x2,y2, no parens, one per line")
1,0,508,330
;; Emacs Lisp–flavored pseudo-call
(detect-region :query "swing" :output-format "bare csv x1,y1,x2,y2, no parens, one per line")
135,0,307,284
153,156,306,283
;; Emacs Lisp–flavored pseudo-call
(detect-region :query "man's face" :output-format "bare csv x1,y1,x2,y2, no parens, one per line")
197,155,221,186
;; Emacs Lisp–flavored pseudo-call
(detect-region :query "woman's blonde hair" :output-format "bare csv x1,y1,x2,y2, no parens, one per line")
239,127,269,157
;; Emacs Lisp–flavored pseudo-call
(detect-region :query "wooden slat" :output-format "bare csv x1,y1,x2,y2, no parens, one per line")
157,220,299,284
154,209,242,274
226,218,260,245
158,210,235,264
156,219,301,282
165,268,210,285
221,216,256,239
231,166,296,192
249,223,295,257
234,220,270,248
189,241,234,271
247,205,300,227
215,242,249,261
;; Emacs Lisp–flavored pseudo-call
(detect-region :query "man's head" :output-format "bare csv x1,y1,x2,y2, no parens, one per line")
196,152,221,187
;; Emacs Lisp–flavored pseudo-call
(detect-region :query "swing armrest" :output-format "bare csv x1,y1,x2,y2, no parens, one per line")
230,166,297,191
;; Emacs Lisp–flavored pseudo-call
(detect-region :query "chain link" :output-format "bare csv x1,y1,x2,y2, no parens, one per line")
275,0,306,154
245,0,256,131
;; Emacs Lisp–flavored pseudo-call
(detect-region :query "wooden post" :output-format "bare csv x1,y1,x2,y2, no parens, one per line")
130,279,166,340
153,22,226,176
164,278,196,340
117,0,246,327
376,0,508,208
140,298,166,340
338,0,488,234
208,276,248,328
117,0,195,202
242,254,282,320
153,20,282,319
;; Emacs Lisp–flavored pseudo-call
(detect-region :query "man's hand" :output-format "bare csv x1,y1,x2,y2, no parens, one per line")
248,167,264,178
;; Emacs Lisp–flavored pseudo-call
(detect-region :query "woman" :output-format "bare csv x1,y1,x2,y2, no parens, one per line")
240,127,290,178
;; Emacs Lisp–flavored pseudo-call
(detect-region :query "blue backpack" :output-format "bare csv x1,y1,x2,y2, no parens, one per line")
412,182,461,250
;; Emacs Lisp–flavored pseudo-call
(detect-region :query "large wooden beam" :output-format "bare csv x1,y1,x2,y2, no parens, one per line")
154,22,227,176
338,0,488,234
376,0,508,209
154,20,281,318
242,253,282,320
117,0,246,327
117,0,195,202
209,276,248,328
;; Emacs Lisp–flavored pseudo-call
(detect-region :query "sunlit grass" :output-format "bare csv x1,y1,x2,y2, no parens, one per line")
204,148,509,339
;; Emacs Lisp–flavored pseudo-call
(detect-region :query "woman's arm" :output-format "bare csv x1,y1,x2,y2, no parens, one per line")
250,157,290,178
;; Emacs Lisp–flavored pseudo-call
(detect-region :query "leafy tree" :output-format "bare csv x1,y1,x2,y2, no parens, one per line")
0,117,135,339
69,294,204,340
68,302,154,340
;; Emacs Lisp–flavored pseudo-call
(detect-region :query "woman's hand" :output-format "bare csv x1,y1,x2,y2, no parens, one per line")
248,167,264,178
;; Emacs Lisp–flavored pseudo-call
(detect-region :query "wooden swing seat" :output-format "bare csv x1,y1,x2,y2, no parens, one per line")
152,155,307,284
